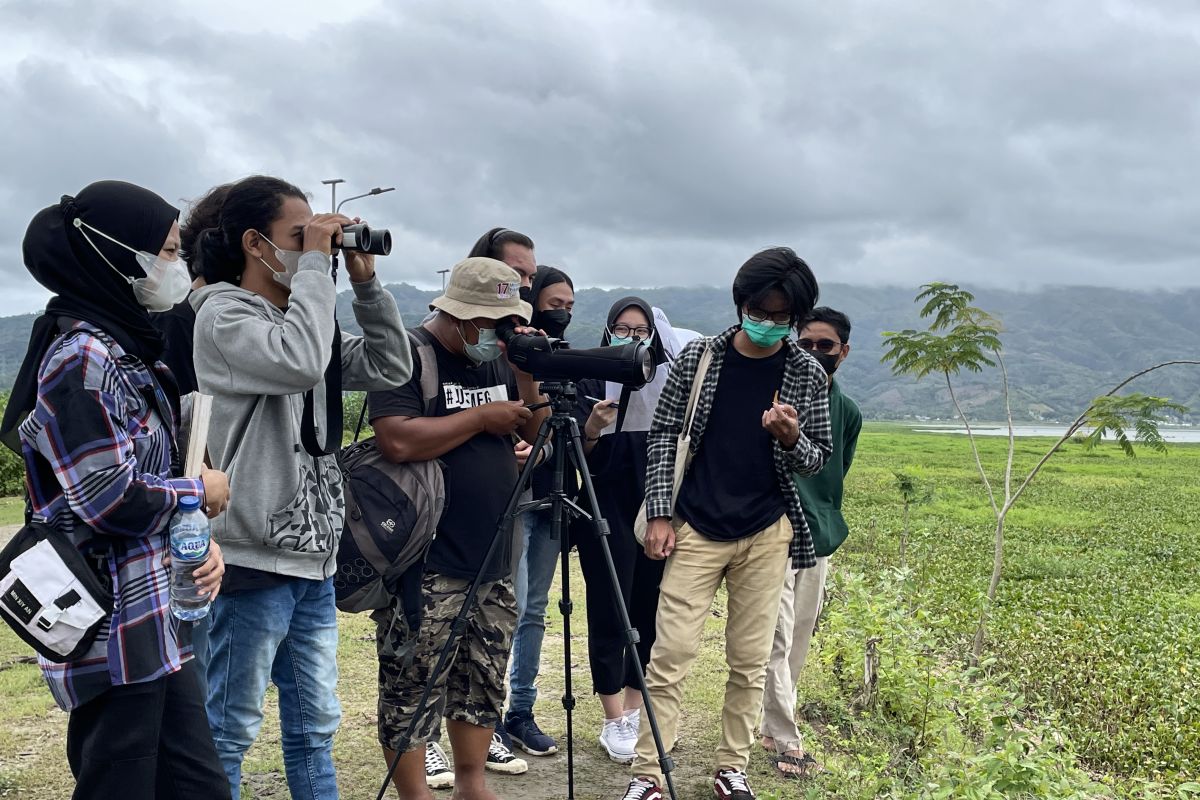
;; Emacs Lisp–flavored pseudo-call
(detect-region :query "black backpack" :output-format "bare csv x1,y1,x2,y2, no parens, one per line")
334,327,445,614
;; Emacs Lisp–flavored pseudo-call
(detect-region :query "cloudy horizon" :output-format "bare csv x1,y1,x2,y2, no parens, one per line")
1,0,1199,317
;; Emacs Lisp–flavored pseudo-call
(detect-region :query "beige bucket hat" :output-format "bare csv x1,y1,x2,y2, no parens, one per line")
429,257,532,323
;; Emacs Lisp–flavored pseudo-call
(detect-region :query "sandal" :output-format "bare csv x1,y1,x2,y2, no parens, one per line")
769,751,822,780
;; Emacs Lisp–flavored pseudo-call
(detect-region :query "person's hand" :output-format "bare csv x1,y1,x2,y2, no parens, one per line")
585,400,618,440
341,216,376,283
191,539,225,601
302,213,354,257
200,468,230,519
514,440,533,469
644,517,676,560
476,401,533,436
762,401,800,449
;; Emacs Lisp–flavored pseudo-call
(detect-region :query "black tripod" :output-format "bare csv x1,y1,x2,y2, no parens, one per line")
374,380,678,800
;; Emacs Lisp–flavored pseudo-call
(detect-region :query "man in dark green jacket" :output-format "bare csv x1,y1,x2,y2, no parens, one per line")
759,307,862,777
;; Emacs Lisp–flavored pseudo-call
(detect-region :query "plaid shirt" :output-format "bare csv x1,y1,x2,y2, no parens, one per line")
646,326,832,568
18,322,204,710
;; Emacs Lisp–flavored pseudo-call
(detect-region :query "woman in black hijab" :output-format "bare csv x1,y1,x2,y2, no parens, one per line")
572,296,675,763
3,181,230,800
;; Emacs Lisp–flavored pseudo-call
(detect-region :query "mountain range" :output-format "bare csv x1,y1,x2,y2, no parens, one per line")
2,283,1197,423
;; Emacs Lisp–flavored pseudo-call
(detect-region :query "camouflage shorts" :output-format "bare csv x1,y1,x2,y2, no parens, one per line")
374,572,516,752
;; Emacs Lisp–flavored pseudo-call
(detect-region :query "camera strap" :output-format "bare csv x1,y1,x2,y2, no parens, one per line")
301,318,344,457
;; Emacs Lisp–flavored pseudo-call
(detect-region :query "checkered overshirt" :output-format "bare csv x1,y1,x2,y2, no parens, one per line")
645,325,832,568
19,322,205,710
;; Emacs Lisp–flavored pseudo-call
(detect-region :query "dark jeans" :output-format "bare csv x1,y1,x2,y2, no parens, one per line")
575,496,666,695
66,659,229,800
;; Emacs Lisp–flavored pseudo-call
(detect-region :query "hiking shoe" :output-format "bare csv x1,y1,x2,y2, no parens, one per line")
505,712,559,756
713,768,756,800
600,715,638,763
485,732,528,774
619,777,662,800
424,742,453,790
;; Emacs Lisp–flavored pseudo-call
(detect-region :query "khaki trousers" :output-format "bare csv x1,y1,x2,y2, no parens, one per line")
632,516,793,785
759,556,829,754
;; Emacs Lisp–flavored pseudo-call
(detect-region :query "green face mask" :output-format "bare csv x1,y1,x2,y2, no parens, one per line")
742,318,791,347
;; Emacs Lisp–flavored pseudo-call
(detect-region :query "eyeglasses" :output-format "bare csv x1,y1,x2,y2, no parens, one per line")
744,311,792,326
797,337,844,354
611,324,652,339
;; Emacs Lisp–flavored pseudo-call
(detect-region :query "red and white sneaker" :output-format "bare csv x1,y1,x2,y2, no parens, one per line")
620,777,663,800
713,768,756,800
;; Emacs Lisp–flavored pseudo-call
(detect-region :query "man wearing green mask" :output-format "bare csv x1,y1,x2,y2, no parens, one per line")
760,306,861,779
620,247,833,800
367,257,549,800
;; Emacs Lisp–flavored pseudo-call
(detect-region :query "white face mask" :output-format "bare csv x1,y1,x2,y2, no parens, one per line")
257,233,303,288
72,218,192,312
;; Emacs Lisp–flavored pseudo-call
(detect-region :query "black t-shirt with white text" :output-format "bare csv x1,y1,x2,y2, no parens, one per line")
368,332,520,582
675,345,787,541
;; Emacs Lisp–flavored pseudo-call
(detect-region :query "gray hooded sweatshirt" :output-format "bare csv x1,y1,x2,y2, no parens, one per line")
191,251,411,580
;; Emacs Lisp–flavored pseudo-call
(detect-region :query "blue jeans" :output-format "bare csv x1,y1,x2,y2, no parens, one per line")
507,507,562,718
205,577,341,800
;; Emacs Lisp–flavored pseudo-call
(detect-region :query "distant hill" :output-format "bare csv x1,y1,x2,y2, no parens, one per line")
4,283,1198,423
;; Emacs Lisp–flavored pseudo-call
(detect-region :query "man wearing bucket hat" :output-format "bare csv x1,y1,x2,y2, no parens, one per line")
368,257,550,800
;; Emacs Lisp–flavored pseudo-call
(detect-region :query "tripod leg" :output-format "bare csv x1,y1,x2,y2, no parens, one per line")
562,418,680,800
548,415,577,800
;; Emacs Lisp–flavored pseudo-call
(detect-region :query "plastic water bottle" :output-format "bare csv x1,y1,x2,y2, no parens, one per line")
169,495,211,621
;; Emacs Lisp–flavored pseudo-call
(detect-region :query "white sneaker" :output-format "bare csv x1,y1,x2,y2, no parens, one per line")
424,742,454,790
485,733,529,774
600,715,639,764
622,708,680,751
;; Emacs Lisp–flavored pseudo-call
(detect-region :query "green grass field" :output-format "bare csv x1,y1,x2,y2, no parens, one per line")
0,498,23,527
1,425,1197,798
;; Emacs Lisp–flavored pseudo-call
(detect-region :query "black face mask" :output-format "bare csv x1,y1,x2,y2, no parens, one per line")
813,351,841,375
519,285,532,303
533,308,572,339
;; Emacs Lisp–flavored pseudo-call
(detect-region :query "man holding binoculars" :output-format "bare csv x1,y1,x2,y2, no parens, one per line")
190,175,413,800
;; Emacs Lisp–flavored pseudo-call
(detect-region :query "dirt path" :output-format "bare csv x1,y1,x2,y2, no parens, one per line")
0,545,757,800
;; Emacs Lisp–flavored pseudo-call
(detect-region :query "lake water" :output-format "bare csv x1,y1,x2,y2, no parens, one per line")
913,424,1200,443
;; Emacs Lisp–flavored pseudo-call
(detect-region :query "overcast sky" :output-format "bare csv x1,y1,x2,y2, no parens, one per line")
1,0,1198,317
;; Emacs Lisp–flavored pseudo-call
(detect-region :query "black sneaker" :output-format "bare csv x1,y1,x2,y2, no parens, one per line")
505,711,559,756
713,768,755,800
423,742,454,790
485,732,528,774
620,777,663,800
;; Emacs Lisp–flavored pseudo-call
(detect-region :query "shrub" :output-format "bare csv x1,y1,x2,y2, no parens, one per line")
0,391,24,497
814,568,1112,799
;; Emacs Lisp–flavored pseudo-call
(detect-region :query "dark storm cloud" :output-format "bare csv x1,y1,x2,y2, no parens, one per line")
1,0,1198,315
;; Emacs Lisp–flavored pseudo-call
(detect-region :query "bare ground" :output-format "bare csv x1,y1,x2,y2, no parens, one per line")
0,548,793,800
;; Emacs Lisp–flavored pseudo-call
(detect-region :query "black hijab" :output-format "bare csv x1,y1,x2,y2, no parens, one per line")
600,295,669,367
1,181,179,451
